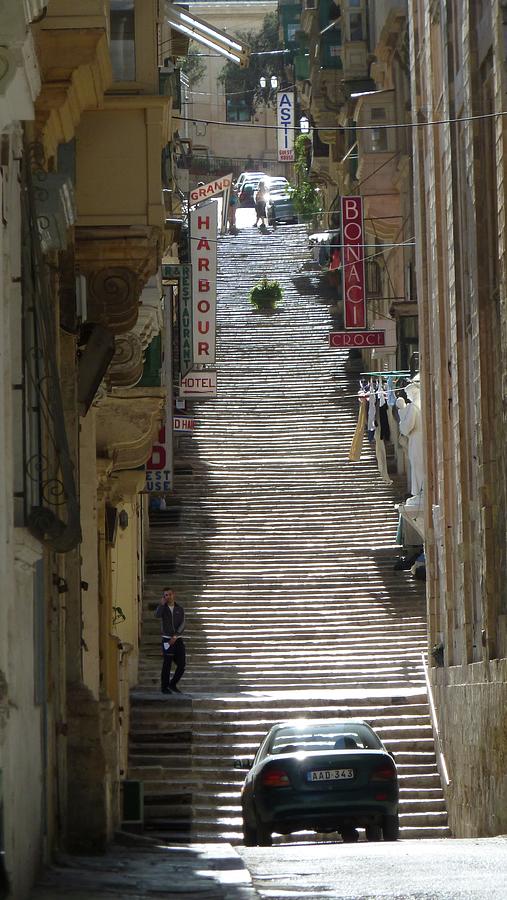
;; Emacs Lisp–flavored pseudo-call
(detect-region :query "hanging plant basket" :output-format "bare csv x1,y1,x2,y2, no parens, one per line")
249,277,283,311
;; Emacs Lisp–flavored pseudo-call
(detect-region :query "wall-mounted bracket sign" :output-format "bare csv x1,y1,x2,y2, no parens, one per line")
329,331,385,348
190,201,218,365
179,370,217,398
341,195,367,329
277,91,295,162
162,263,193,378
173,416,196,432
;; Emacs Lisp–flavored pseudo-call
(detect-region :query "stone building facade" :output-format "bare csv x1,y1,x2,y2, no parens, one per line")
408,0,507,835
283,0,507,834
0,1,190,895
283,0,416,489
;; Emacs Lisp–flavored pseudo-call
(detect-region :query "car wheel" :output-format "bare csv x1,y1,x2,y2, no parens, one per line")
256,822,272,847
382,814,399,841
242,821,258,847
365,824,382,842
341,827,359,843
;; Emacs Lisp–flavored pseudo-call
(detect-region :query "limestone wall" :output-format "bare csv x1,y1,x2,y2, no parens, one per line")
432,659,507,836
3,536,44,899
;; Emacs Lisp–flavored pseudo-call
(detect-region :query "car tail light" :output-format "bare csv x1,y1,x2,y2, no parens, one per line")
261,767,290,788
370,763,396,781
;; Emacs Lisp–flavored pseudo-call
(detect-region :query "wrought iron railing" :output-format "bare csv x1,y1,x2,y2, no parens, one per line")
18,142,81,552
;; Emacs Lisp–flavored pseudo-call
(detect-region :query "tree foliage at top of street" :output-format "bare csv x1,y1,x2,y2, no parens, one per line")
218,13,284,117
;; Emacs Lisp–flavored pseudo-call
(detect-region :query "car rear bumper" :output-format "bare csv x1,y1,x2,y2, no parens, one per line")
253,791,398,831
261,802,398,832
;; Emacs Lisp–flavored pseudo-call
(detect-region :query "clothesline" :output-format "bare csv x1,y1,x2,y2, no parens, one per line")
360,370,411,376
336,380,416,402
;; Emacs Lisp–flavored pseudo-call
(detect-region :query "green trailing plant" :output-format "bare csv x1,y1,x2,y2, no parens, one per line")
289,134,322,222
249,277,283,311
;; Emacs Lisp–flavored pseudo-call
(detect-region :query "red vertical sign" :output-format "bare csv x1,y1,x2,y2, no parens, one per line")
341,195,366,329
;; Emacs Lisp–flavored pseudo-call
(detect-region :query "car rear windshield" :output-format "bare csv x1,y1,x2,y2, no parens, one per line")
268,723,382,754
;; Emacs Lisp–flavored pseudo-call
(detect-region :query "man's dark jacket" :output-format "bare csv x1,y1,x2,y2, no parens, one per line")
155,601,185,637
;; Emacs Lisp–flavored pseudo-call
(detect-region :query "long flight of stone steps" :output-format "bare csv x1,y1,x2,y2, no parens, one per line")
129,221,449,843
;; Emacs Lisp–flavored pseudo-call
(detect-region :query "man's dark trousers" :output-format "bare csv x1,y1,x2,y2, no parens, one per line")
161,637,186,690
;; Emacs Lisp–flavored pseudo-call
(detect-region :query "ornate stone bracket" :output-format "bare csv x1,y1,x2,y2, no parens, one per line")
86,267,142,335
76,226,160,335
95,388,165,472
107,333,144,388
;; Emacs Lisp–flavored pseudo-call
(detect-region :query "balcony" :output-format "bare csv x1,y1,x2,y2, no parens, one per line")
33,0,112,160
75,95,170,231
74,94,171,331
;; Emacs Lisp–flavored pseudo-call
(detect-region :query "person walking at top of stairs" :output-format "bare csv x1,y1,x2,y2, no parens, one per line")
155,588,186,694
255,181,269,232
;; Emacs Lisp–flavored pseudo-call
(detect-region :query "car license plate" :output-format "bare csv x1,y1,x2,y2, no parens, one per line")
307,768,354,782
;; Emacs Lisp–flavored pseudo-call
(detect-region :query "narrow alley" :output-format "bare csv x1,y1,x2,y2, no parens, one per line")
5,3,507,898
130,221,447,844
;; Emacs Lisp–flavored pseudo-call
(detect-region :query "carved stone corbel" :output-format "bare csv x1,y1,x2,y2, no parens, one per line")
107,333,145,388
95,388,165,472
75,226,160,335
86,267,142,335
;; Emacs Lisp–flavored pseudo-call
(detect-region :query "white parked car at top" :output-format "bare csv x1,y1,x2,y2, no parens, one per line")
234,171,267,192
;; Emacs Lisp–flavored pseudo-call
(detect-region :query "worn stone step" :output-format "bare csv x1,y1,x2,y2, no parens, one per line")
129,224,448,844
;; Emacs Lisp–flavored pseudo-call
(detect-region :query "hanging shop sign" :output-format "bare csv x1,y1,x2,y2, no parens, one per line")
180,370,217,398
190,173,232,233
190,174,233,204
162,263,194,378
341,195,367,329
145,425,173,493
190,201,217,365
329,330,385,348
277,91,295,162
179,264,193,376
173,415,196,432
145,292,174,492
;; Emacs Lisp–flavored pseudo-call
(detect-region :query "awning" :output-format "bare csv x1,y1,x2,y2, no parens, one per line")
165,2,250,67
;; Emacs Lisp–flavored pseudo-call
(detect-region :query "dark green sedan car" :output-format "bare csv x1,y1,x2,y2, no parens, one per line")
238,718,399,846
267,190,297,226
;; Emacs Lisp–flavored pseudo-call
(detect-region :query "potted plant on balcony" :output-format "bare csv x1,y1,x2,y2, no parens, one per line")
249,277,283,311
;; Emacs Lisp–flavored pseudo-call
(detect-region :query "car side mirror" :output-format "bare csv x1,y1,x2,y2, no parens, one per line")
234,758,253,770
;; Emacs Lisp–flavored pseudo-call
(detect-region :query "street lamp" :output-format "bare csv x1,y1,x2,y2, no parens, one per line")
259,75,279,92
300,115,310,134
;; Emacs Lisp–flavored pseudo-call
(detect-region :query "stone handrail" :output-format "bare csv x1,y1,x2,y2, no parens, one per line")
421,651,451,788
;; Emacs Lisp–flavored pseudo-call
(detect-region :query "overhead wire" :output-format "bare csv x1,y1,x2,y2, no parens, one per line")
174,108,507,131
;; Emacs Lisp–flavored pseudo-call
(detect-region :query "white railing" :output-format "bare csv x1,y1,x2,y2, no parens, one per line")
421,651,451,788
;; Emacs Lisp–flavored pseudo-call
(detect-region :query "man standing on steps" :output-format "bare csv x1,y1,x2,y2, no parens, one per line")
155,588,186,694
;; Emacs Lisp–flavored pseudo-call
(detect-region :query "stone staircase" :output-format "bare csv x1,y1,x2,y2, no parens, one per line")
129,223,449,843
